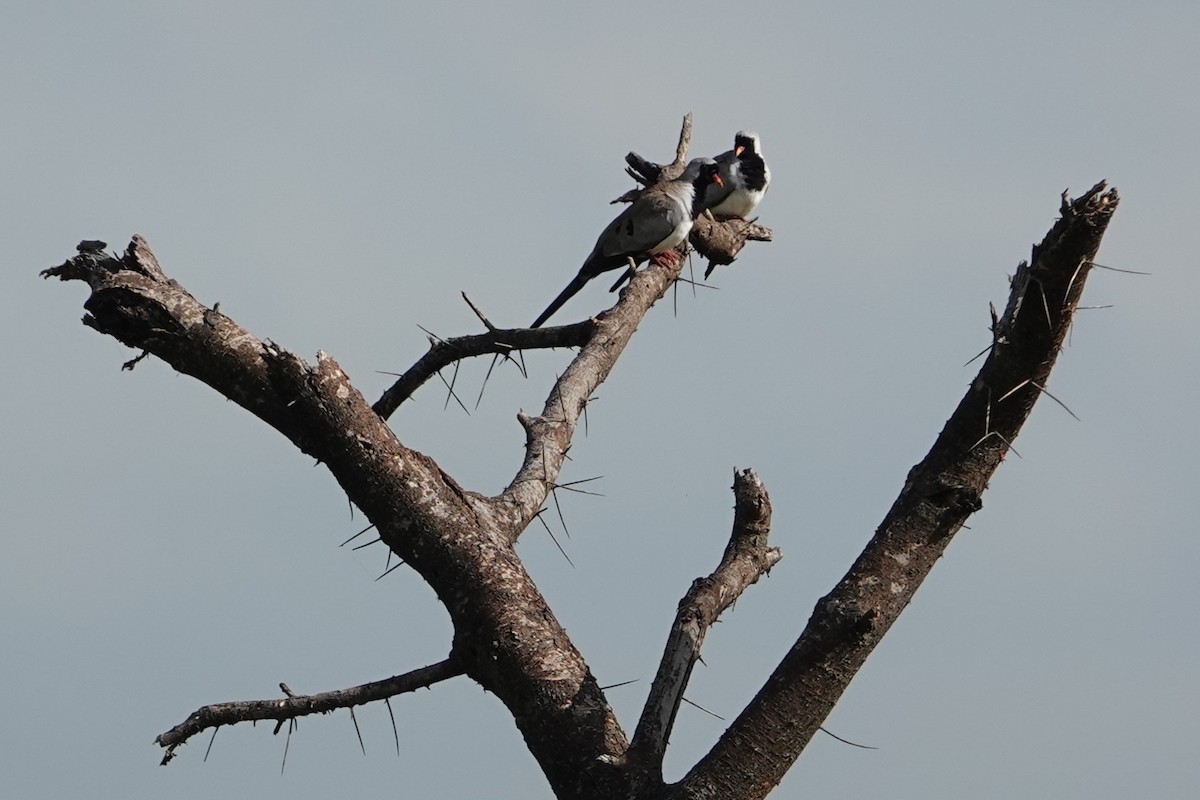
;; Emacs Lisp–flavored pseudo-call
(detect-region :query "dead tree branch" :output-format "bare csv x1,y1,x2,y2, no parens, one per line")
42,237,628,796
630,469,781,785
40,122,1110,800
155,658,464,764
372,321,594,419
673,182,1119,800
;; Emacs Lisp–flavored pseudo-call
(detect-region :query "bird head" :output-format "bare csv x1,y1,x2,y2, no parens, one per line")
733,131,762,159
681,157,723,187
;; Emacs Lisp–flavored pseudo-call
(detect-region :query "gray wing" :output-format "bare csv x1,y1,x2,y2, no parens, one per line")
593,185,691,261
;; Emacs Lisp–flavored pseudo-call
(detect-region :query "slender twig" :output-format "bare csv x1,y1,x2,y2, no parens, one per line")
156,659,465,762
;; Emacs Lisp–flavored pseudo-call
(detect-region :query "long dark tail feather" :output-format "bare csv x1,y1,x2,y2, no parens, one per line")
531,273,592,329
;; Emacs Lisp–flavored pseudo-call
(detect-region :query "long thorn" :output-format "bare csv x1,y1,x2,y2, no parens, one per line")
476,354,501,410
681,696,725,721
1089,261,1151,275
203,726,220,762
1036,280,1053,329
963,342,992,368
385,698,400,757
556,476,605,492
551,486,570,539
998,379,1031,403
818,726,879,750
340,524,376,548
1031,380,1081,421
350,707,365,756
436,363,470,415
673,268,679,317
1064,259,1085,302
535,510,574,568
281,719,293,775
675,275,720,291
375,560,406,581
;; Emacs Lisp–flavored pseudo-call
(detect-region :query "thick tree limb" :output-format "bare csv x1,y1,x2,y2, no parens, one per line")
673,182,1119,800
155,659,464,765
43,118,747,798
41,122,1099,800
629,469,781,785
43,238,629,795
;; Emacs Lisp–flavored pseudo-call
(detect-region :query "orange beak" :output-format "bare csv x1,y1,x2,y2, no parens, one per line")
734,145,745,158
712,175,724,187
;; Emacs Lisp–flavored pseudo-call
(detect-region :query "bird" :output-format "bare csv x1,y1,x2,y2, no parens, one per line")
706,131,770,221
530,158,724,328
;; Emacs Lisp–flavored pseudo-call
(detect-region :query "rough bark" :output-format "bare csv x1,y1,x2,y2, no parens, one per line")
40,117,773,798
41,130,1115,799
671,182,1119,800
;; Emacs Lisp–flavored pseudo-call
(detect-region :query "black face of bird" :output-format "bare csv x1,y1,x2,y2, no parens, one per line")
701,161,723,189
733,131,760,159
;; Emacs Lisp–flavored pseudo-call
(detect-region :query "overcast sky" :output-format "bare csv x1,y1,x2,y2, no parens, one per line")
4,2,1198,798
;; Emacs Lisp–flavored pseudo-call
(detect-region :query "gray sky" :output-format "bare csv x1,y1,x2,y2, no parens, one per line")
4,2,1197,797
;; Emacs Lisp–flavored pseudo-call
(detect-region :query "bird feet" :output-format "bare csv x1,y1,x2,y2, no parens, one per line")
650,251,680,268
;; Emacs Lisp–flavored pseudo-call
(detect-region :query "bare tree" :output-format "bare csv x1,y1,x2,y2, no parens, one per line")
40,117,1118,800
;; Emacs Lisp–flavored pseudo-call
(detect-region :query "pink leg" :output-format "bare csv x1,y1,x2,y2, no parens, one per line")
650,251,679,268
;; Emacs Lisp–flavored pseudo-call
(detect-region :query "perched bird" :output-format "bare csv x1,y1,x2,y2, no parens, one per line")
531,158,724,328
706,131,770,220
